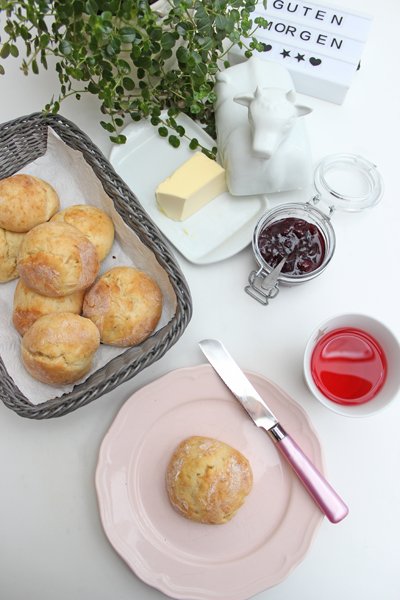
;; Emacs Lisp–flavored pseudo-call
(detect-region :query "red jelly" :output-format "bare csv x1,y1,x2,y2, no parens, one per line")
311,327,387,405
257,217,325,276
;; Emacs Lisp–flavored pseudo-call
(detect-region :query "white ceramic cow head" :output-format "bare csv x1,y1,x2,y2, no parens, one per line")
234,87,312,159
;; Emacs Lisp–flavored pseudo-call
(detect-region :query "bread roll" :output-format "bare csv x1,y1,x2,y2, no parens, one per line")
0,174,59,232
51,204,114,261
166,436,253,524
17,221,100,297
21,312,100,385
0,227,25,282
82,266,162,346
13,279,84,335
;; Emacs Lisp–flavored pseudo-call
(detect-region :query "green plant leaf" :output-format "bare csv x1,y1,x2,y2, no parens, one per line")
39,34,50,49
168,135,180,148
109,134,127,144
0,43,10,59
215,15,229,31
176,45,188,64
116,59,130,74
120,27,137,43
59,39,73,55
122,77,135,91
160,32,176,50
100,120,115,132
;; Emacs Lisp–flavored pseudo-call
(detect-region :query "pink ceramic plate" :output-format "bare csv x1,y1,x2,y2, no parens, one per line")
96,365,324,600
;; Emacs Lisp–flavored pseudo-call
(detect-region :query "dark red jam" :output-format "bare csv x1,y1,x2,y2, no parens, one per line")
311,327,387,405
257,217,326,276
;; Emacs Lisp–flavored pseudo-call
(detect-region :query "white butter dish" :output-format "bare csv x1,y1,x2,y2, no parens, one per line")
110,114,268,264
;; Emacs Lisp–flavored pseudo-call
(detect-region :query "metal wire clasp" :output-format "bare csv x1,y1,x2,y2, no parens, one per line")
245,256,287,305
310,194,335,217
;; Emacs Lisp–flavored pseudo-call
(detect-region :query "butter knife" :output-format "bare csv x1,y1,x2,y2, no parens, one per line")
199,338,349,524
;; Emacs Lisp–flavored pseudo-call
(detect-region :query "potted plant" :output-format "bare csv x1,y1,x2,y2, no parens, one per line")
0,0,267,156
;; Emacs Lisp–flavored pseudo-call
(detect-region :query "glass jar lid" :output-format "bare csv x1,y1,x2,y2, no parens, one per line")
313,153,383,212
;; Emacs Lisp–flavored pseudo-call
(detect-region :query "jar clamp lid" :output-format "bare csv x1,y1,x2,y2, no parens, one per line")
313,153,383,213
245,153,384,305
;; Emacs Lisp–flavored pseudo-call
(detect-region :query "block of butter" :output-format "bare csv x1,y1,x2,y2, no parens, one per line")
156,152,227,221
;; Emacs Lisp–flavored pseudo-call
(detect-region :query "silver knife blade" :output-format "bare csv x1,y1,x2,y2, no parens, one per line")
199,338,349,524
199,338,278,432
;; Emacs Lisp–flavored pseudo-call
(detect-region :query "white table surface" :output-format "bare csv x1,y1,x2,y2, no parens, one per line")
1,1,399,599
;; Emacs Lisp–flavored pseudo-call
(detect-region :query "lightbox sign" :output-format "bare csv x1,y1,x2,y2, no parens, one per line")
231,1,373,103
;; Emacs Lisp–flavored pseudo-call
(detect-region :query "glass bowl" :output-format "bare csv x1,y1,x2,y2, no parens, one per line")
303,314,400,417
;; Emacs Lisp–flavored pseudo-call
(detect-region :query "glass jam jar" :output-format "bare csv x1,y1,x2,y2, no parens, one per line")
245,154,383,305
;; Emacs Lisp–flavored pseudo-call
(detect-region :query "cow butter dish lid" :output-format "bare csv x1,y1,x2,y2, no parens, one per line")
215,56,313,196
245,153,384,305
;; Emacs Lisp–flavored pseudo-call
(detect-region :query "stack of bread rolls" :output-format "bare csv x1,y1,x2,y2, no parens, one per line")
0,173,163,387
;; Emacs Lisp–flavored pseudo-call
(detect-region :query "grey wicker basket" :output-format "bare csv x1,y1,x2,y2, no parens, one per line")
0,112,192,419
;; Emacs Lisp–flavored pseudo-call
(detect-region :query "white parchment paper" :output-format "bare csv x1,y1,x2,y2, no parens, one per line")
0,128,177,405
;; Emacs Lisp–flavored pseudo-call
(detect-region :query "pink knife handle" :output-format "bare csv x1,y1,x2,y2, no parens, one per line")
275,431,349,523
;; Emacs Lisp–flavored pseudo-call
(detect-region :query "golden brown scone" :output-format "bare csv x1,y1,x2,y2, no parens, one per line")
17,221,100,297
51,204,114,261
82,266,162,347
166,436,253,524
12,279,85,336
0,227,25,282
21,312,100,385
0,174,60,233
